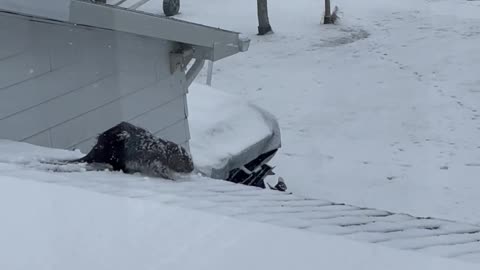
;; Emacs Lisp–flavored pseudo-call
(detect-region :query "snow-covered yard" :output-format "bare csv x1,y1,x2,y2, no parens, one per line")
167,0,480,224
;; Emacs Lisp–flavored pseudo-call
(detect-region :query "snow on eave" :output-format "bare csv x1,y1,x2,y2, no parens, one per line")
0,0,72,21
0,0,249,60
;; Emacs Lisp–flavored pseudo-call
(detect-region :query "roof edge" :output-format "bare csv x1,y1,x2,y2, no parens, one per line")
0,0,250,61
70,0,247,55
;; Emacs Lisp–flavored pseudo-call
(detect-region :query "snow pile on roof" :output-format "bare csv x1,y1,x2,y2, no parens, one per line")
188,83,281,178
0,139,82,165
1,175,479,270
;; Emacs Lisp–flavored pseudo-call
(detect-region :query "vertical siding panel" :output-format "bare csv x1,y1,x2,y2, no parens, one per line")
0,16,30,59
0,12,190,151
50,77,183,149
0,70,157,141
130,96,187,135
155,119,189,145
0,48,51,89
0,62,116,119
23,131,51,148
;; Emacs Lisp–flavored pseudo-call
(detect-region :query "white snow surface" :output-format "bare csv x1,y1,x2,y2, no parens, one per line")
1,172,479,270
2,0,480,267
131,0,480,224
188,83,279,176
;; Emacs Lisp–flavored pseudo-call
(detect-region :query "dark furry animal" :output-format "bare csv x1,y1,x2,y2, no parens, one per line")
70,122,194,179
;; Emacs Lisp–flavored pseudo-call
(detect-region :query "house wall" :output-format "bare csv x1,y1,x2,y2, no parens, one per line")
0,12,191,153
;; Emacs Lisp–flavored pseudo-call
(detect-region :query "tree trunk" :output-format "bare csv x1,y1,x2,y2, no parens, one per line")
257,0,273,35
324,0,334,24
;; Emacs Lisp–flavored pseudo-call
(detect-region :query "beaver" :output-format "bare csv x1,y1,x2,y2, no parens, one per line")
69,122,194,180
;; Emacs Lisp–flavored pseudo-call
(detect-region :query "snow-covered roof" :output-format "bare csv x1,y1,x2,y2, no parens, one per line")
188,83,281,179
0,0,249,61
1,140,480,270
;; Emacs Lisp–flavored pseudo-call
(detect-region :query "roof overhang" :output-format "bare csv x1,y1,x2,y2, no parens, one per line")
0,0,71,21
0,0,249,61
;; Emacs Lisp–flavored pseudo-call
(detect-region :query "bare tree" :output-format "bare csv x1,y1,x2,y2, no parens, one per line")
324,0,338,24
257,0,273,35
324,0,333,24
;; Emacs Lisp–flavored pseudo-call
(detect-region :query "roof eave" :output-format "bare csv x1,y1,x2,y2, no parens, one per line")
69,0,249,61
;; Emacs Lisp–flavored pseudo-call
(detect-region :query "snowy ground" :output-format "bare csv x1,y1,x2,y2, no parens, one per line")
138,0,480,224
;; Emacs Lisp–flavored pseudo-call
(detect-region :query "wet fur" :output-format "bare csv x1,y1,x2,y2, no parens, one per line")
69,122,194,179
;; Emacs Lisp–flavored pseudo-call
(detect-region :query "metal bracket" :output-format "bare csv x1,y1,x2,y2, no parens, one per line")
186,59,205,87
170,47,194,74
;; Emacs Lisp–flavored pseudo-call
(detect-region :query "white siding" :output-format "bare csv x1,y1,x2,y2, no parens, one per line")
0,12,191,153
